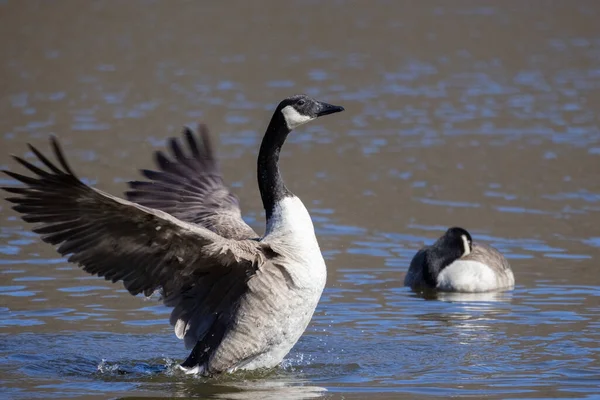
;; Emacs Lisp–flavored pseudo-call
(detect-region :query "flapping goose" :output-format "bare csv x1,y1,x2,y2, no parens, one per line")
2,94,344,375
404,227,515,293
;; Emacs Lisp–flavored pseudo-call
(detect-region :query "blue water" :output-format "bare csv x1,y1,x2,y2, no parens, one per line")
1,218,599,398
1,1,600,399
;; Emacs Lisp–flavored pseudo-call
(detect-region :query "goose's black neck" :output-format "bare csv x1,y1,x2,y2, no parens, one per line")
423,247,462,287
257,112,292,220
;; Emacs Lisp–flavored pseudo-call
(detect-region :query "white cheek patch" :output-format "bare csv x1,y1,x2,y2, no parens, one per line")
461,234,471,257
281,105,314,129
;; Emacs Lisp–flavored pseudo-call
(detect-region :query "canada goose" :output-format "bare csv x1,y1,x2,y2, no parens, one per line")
404,227,515,293
2,94,344,375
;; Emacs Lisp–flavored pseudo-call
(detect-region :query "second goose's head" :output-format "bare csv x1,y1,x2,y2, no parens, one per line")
434,227,473,260
422,227,474,288
277,94,345,130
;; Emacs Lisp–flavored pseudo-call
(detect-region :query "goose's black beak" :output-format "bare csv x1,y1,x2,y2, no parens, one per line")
316,102,345,117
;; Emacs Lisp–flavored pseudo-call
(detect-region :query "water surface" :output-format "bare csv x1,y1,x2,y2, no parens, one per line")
1,1,600,399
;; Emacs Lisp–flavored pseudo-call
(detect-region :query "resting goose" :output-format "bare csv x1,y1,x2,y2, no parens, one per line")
2,94,344,375
404,227,515,293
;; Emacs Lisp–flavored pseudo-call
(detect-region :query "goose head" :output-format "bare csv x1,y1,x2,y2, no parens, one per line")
421,227,473,288
277,94,345,130
436,227,473,259
257,94,344,220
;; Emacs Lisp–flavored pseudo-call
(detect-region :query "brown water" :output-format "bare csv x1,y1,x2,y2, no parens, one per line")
1,1,600,399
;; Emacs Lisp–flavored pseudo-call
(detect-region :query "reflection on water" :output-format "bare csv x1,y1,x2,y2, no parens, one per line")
413,288,515,303
210,382,326,400
2,0,600,399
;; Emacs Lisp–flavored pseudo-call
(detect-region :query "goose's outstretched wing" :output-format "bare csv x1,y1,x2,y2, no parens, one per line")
2,137,265,349
126,125,258,240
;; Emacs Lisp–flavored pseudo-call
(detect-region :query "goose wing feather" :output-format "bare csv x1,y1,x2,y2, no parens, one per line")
2,137,268,351
126,124,258,240
466,242,513,273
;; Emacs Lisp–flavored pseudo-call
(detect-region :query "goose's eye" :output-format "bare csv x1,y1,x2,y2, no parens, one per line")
297,99,306,106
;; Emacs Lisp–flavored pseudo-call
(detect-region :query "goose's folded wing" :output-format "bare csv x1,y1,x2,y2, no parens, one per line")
126,125,258,241
468,242,512,271
2,137,262,305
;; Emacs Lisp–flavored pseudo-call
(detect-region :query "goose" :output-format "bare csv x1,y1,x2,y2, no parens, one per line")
404,227,515,293
2,94,344,375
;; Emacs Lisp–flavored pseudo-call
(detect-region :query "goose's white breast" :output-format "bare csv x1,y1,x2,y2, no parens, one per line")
264,195,326,290
233,196,326,370
437,260,498,293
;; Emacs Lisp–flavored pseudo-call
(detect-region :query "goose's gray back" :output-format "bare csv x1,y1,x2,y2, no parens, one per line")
464,242,511,273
